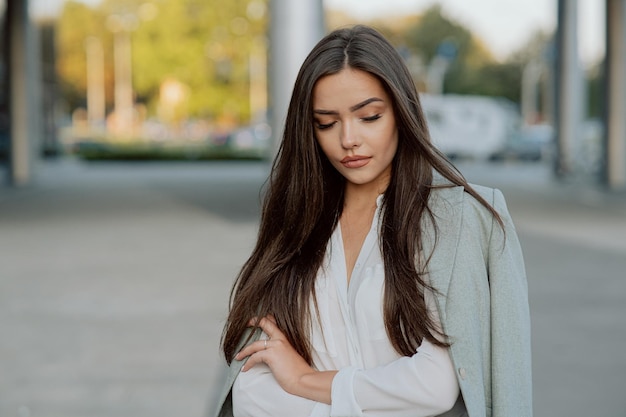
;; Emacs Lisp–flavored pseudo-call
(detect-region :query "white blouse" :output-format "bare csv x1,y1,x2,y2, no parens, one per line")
233,198,464,417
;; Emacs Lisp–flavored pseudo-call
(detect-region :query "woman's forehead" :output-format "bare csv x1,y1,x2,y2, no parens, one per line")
312,69,388,108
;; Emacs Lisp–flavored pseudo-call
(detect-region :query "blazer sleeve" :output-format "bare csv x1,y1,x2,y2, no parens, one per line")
488,189,533,416
212,328,259,417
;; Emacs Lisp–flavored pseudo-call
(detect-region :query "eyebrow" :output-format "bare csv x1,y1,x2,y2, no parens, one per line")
313,97,384,115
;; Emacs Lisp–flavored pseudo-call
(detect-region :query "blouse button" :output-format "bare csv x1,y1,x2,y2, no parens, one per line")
458,367,467,380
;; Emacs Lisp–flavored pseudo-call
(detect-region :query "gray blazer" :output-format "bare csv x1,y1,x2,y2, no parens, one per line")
212,184,532,417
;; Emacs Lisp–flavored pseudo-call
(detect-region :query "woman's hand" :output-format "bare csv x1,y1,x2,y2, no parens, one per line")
236,316,311,391
235,315,337,404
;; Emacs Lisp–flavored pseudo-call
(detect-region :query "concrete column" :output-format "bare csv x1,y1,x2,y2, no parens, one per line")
6,0,40,186
86,36,106,130
541,43,556,126
521,59,544,124
604,0,626,190
113,29,134,135
554,0,585,177
249,36,267,122
268,0,325,156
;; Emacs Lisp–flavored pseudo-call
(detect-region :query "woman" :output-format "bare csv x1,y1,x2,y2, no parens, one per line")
214,25,531,417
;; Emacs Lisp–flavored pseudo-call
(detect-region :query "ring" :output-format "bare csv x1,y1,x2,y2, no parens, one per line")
264,339,267,350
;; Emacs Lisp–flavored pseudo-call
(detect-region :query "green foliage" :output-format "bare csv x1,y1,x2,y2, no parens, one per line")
507,30,553,66
56,1,110,109
403,6,486,94
445,61,523,103
403,4,518,100
72,139,265,160
405,5,476,65
56,0,268,122
586,64,603,119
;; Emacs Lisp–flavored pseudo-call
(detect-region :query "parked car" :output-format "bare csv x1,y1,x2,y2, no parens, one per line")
491,124,554,162
421,94,520,161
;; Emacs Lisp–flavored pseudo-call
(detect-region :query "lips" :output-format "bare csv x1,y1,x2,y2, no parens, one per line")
340,155,371,168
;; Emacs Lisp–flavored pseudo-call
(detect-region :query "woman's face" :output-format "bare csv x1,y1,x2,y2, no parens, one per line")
312,67,398,193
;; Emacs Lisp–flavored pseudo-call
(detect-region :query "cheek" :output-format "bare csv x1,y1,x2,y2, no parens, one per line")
316,135,336,158
379,127,398,155
390,132,399,154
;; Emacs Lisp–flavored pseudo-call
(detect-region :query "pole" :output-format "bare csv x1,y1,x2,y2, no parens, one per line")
86,36,105,131
554,0,584,177
6,0,40,186
268,0,325,157
113,28,134,135
521,60,544,124
603,0,626,190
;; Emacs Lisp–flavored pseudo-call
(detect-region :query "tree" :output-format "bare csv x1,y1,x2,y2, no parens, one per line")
451,62,522,103
396,4,531,104
56,1,111,110
55,0,268,124
403,5,504,97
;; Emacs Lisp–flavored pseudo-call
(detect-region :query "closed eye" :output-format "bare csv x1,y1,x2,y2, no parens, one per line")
362,114,382,122
316,121,336,130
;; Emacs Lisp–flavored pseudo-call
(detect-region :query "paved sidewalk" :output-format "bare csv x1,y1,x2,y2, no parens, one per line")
1,159,265,417
457,160,626,254
1,158,625,417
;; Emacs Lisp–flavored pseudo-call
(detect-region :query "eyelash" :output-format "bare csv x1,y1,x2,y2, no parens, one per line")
316,122,335,130
362,114,382,122
315,114,382,130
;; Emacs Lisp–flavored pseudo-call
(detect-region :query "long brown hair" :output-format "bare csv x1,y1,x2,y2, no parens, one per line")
222,25,501,363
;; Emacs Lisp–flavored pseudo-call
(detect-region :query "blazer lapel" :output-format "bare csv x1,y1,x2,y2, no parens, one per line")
213,328,262,417
422,185,465,311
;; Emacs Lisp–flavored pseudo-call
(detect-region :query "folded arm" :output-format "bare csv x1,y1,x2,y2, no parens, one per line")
236,317,459,417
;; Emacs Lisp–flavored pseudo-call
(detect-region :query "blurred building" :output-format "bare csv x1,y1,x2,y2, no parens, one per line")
1,0,625,190
555,0,626,190
1,0,48,186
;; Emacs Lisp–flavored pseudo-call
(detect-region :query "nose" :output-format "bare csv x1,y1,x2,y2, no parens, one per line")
340,120,360,149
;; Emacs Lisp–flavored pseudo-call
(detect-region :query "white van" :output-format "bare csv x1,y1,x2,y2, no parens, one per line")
420,94,520,160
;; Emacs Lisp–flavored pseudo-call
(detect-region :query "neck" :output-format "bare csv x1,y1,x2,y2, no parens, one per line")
344,181,386,212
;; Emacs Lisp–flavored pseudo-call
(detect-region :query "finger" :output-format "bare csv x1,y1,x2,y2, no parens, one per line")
241,350,266,372
235,339,268,361
247,316,261,327
238,338,275,371
256,316,284,340
247,315,277,328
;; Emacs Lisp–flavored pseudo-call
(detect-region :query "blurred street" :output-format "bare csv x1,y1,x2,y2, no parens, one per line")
1,158,625,417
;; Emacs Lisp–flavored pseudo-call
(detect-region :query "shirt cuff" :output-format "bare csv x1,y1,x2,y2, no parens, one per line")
309,402,331,417
330,366,363,417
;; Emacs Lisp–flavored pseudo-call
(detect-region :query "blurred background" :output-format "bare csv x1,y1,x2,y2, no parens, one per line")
1,0,625,416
